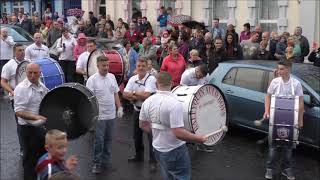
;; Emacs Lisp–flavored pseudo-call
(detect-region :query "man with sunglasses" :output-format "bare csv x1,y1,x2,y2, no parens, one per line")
123,58,157,171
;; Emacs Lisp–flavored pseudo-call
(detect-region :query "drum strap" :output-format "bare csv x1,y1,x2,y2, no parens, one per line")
149,95,170,131
276,76,295,96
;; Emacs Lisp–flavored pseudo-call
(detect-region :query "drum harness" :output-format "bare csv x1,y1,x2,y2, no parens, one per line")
148,94,171,131
134,73,154,110
275,77,295,97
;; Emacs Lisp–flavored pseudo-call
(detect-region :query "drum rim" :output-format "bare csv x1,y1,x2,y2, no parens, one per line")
86,49,103,78
15,60,30,85
102,49,125,85
36,58,65,89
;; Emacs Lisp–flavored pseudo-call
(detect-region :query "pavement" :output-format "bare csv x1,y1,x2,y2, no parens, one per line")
0,96,319,180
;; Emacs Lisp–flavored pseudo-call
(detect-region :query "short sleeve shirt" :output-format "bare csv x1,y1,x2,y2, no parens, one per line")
25,43,49,61
180,68,209,86
267,76,303,96
86,72,119,120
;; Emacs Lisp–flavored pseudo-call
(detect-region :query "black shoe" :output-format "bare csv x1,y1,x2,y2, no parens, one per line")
128,155,144,162
149,161,157,172
91,164,102,174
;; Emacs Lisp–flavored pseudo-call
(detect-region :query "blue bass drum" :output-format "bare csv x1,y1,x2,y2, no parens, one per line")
35,58,65,90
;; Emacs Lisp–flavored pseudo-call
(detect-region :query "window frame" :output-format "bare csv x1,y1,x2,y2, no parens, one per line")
256,0,279,32
210,0,229,27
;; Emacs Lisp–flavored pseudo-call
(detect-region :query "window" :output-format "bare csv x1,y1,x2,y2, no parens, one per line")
162,0,176,13
257,0,279,32
31,1,36,14
1,1,6,14
234,68,265,92
210,0,228,28
99,0,106,15
222,68,237,85
13,0,24,14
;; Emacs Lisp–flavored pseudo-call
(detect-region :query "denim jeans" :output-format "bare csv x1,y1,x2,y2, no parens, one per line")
266,146,294,170
154,144,191,180
93,118,116,167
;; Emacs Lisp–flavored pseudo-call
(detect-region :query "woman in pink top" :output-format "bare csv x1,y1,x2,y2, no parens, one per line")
160,44,186,87
73,33,87,61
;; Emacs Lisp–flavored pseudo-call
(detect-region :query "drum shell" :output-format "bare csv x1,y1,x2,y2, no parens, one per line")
34,58,65,90
39,83,99,140
15,60,30,86
269,95,299,147
172,84,227,146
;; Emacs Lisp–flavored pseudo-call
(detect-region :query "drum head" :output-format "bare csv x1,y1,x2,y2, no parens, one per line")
102,50,125,85
189,85,227,146
87,49,103,77
15,61,30,86
39,83,99,140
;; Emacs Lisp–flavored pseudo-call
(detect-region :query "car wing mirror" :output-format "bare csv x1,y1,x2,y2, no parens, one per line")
303,94,311,106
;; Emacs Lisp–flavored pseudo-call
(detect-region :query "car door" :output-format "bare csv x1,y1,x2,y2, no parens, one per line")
220,67,266,127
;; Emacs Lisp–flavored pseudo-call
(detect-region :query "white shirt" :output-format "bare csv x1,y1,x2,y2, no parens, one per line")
86,72,119,120
140,91,185,152
124,73,157,110
14,78,48,125
25,43,49,61
56,35,77,61
76,51,90,78
1,58,29,99
180,68,209,86
267,76,303,96
0,36,15,60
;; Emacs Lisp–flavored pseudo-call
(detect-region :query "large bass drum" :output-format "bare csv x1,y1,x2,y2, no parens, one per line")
172,84,227,146
87,49,125,85
15,60,30,86
39,83,99,139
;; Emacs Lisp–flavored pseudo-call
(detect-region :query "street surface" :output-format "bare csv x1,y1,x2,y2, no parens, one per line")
0,97,319,180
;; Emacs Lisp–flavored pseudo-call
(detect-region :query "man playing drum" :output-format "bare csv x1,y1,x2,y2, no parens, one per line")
180,64,209,86
139,72,208,180
123,58,157,171
1,43,30,156
263,60,304,180
76,40,97,84
25,33,50,61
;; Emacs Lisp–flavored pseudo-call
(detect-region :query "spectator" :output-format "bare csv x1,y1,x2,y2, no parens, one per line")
225,33,243,60
121,40,139,78
287,36,301,58
25,33,50,61
138,17,152,37
275,35,287,60
106,14,115,30
56,28,77,82
0,13,9,24
44,15,53,28
39,23,49,43
43,8,52,19
132,7,142,21
241,32,260,60
114,30,124,44
254,25,263,43
0,28,15,61
204,32,213,43
89,11,98,26
210,18,225,39
104,23,114,35
84,19,97,37
69,19,79,35
73,33,87,61
292,26,310,63
160,30,171,44
124,22,143,44
202,39,214,65
208,38,226,73
47,21,62,48
308,43,320,67
178,31,190,61
9,15,19,26
145,29,156,45
17,11,23,24
157,6,168,33
257,41,272,60
282,44,299,62
146,59,158,77
187,49,203,68
20,14,33,34
75,21,86,37
106,30,116,41
240,23,251,43
157,41,169,67
160,44,186,87
189,29,205,56
166,7,174,22
52,12,59,21
132,41,143,54
269,31,279,60
33,16,42,32
139,38,158,70
115,19,128,37
226,23,239,43
97,25,107,38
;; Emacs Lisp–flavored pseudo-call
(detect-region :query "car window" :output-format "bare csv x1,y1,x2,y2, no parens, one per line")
222,68,237,85
234,68,265,92
8,27,33,42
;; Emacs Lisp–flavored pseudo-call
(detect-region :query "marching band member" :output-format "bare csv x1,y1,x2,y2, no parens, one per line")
14,63,48,180
86,55,123,174
122,58,157,171
263,60,304,180
1,43,29,156
180,64,209,86
25,33,50,61
139,72,208,180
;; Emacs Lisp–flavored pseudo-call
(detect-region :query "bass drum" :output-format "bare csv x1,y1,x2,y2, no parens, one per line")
15,60,30,86
87,49,125,85
39,83,99,140
172,84,227,146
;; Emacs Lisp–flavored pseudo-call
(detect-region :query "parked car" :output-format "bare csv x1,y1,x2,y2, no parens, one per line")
209,60,320,148
0,24,34,46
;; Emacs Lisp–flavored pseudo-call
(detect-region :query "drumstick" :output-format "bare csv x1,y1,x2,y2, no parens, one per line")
206,126,228,137
254,118,269,126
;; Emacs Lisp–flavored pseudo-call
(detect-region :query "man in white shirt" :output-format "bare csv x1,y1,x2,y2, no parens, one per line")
25,33,49,61
180,64,209,86
86,55,123,174
139,71,207,179
14,63,48,180
123,58,157,170
1,43,29,156
76,40,97,83
263,61,304,180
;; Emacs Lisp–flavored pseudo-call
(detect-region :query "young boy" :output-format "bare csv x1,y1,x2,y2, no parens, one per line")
36,129,78,180
263,61,304,180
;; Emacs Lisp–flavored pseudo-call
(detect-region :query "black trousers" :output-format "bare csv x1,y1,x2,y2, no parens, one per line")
10,100,23,151
20,125,46,180
58,60,76,83
132,110,156,162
